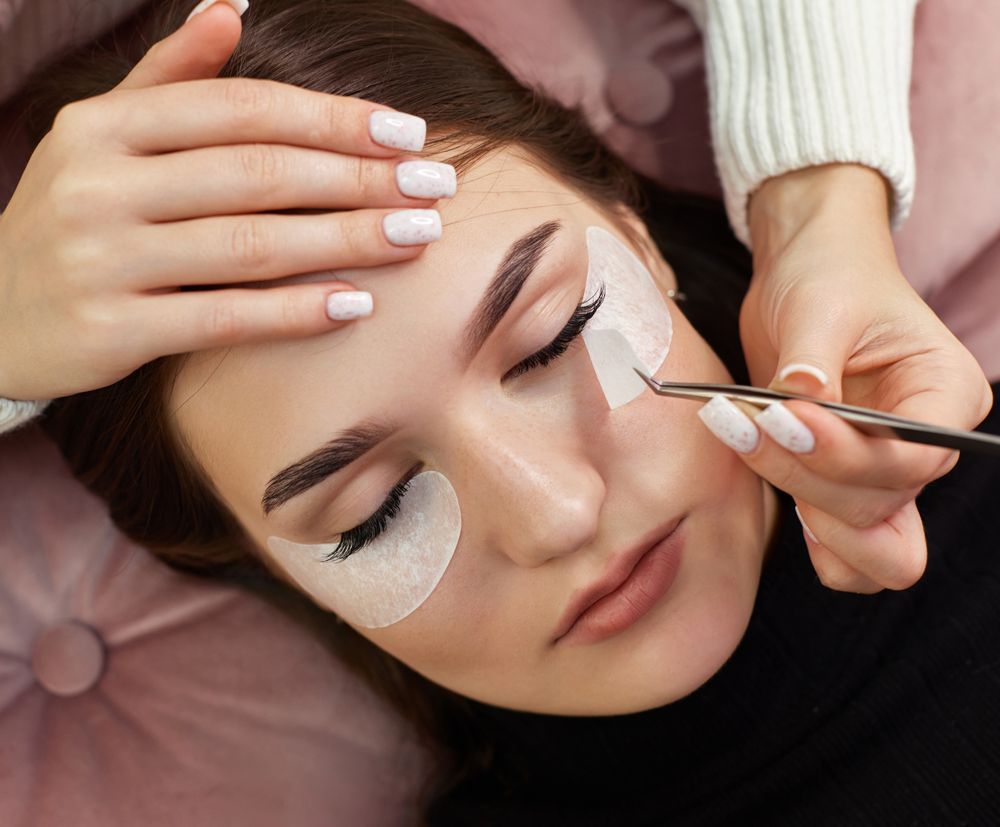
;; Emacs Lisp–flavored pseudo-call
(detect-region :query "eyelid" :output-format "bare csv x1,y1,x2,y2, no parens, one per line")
504,283,605,381
317,463,422,560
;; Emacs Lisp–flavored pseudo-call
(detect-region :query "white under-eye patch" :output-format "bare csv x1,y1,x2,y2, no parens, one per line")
266,470,461,628
581,225,673,408
583,328,650,408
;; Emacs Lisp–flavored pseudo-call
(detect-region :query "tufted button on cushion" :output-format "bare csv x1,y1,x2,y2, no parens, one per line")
605,59,674,126
31,620,105,697
0,425,430,827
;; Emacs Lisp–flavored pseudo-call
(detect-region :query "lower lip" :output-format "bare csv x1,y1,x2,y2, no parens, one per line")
557,520,685,647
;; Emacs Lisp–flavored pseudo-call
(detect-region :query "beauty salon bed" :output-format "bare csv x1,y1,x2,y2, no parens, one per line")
1,1,996,823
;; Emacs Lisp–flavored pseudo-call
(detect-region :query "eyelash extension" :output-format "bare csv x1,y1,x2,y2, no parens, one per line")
504,282,606,381
321,284,607,562
319,473,416,563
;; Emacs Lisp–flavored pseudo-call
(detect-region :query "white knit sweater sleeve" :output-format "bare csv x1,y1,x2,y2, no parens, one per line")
673,0,919,247
0,397,50,435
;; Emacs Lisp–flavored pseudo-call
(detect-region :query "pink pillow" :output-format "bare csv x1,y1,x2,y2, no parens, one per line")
0,0,24,32
892,0,1000,382
409,0,720,197
0,424,429,826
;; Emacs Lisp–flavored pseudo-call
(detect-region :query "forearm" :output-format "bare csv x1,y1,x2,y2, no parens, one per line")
675,0,919,247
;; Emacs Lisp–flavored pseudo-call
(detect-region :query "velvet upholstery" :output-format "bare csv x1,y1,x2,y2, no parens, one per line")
0,426,428,826
1,1,998,824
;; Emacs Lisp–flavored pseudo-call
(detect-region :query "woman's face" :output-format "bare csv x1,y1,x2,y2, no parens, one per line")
170,148,778,715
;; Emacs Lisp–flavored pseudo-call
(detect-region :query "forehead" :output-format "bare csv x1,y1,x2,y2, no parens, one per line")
168,149,605,534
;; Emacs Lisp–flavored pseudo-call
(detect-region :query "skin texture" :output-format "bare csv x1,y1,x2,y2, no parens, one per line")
742,163,993,593
170,148,780,715
0,5,442,403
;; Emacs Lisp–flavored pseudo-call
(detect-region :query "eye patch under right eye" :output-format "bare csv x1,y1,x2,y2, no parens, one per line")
266,470,461,628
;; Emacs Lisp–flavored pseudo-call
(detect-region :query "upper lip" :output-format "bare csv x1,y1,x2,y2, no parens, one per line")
552,516,682,643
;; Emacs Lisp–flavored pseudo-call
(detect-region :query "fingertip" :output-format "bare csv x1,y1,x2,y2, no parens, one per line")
805,535,884,593
325,289,373,321
117,0,242,89
754,402,816,454
382,208,442,246
780,397,851,441
697,395,761,454
186,0,249,24
794,504,820,544
777,361,829,387
772,362,838,401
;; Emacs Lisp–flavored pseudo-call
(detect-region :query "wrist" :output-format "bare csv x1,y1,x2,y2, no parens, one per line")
748,164,893,265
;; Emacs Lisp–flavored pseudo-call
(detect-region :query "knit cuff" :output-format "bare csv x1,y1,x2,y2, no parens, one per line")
0,396,50,435
675,0,919,248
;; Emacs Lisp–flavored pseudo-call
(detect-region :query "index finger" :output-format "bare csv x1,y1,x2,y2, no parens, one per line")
105,78,426,156
780,400,959,491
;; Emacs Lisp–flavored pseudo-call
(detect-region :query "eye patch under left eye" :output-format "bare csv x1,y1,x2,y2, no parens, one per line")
266,470,461,628
581,225,674,409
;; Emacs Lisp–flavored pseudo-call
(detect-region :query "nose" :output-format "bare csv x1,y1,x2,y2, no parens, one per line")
456,416,607,568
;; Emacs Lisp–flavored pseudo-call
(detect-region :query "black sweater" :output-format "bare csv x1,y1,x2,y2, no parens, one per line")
427,385,1000,826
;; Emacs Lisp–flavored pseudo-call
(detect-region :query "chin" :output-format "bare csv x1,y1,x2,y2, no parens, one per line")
557,532,764,717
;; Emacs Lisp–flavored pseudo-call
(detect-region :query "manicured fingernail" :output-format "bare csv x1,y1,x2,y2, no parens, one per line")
326,291,372,321
369,110,426,152
697,394,760,454
794,505,820,544
755,402,816,453
777,363,829,388
396,161,457,199
382,209,441,245
186,0,248,22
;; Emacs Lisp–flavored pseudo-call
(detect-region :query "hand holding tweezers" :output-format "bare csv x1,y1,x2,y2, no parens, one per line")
633,369,1000,458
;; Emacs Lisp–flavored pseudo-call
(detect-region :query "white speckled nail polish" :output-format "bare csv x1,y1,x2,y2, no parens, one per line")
396,161,457,199
383,209,442,245
186,0,248,23
697,394,760,454
326,291,372,321
369,110,427,152
755,402,816,453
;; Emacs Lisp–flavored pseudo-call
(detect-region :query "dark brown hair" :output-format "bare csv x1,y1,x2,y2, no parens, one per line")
20,0,656,810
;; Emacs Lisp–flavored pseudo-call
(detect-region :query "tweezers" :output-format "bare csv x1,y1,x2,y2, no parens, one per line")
633,368,1000,458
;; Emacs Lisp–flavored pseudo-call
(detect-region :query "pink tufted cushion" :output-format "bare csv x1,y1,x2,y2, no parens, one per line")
891,0,1000,382
0,424,429,826
409,0,719,196
0,0,147,105
1,2,999,823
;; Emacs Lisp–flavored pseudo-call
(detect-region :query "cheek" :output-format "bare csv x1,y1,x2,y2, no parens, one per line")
265,470,461,628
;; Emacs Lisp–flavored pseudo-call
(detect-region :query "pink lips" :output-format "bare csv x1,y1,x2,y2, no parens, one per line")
553,517,685,646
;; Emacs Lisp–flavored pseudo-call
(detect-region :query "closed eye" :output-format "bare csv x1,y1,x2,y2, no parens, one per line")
317,465,421,563
315,284,606,562
503,283,606,381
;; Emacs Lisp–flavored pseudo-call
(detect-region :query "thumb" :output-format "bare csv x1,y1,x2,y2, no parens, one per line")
768,304,855,403
115,0,247,92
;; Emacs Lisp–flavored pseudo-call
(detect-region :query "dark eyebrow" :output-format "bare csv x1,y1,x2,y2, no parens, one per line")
261,218,563,518
462,219,562,359
262,420,393,516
